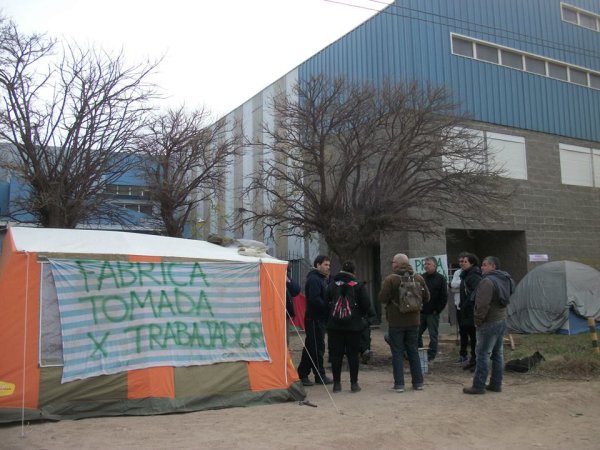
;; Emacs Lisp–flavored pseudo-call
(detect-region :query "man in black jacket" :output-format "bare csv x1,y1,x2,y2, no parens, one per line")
418,257,448,362
458,252,482,370
297,255,332,386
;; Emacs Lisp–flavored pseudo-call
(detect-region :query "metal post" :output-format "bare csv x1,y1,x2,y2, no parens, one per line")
589,317,599,354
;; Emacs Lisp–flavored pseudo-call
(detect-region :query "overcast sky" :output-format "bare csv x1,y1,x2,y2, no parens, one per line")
1,0,392,117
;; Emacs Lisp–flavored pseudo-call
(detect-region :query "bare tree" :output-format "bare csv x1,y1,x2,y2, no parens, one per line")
240,75,511,261
0,17,158,228
139,106,237,237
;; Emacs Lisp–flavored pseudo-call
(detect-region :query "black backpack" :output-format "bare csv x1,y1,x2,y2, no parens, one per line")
330,280,359,325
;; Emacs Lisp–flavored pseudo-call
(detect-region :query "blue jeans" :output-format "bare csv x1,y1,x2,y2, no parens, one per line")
388,326,423,388
418,313,440,360
472,319,507,389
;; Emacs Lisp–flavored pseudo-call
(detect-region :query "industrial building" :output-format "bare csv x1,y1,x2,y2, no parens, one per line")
197,0,599,298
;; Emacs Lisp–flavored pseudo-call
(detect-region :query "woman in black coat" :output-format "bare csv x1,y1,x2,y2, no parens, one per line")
325,261,371,393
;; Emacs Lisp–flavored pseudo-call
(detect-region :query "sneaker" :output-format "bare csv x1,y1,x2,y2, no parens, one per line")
350,382,361,393
333,382,342,393
463,386,485,395
413,384,424,391
315,376,333,385
300,378,314,387
393,385,405,393
485,384,502,393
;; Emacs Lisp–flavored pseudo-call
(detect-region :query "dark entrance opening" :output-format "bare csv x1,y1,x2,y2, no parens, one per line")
446,229,528,282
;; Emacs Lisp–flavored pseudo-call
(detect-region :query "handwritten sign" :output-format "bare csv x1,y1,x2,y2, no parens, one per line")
49,259,269,383
409,254,449,279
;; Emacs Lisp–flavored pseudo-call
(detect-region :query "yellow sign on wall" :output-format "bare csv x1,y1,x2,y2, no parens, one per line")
0,381,16,397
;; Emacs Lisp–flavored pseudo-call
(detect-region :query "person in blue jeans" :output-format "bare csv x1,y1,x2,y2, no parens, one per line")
379,253,430,392
463,256,514,395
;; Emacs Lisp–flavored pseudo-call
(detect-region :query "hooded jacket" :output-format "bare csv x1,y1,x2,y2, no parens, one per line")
474,269,513,327
379,262,430,327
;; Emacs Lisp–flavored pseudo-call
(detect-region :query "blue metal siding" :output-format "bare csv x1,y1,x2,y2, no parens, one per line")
298,0,600,142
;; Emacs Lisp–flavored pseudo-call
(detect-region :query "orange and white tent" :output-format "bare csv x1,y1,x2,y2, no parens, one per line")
0,227,303,423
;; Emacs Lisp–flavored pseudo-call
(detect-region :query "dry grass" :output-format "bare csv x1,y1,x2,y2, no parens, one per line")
507,332,600,379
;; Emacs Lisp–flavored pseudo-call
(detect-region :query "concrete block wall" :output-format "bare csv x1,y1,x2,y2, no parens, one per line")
379,124,600,282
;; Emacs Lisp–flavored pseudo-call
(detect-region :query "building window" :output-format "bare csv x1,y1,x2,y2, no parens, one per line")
548,62,568,81
561,3,600,32
476,43,498,63
580,13,598,30
122,203,153,215
561,5,578,24
486,133,528,180
525,56,546,75
501,50,523,70
106,184,150,197
559,143,599,187
444,129,527,180
450,32,600,90
452,35,474,57
570,68,588,86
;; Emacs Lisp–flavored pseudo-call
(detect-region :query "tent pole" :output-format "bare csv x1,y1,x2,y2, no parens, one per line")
589,318,599,354
20,252,31,438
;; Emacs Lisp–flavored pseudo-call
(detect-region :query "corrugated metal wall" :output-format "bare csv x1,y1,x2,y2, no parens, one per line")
299,0,600,142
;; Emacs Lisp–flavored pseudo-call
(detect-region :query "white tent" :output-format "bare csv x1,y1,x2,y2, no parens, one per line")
507,261,600,334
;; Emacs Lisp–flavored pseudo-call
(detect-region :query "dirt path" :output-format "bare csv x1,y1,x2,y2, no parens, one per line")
2,328,599,449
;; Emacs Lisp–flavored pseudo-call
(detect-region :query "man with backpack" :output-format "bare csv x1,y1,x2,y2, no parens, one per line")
325,261,371,393
379,253,430,393
463,256,514,395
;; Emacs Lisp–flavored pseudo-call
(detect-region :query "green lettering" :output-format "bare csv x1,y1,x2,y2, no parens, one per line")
124,324,146,353
189,262,209,287
194,290,214,317
162,322,180,347
102,295,129,323
75,261,96,293
157,290,177,317
148,323,164,349
190,322,209,348
87,331,110,357
221,321,238,347
129,289,159,319
136,262,162,286
174,288,194,314
116,261,138,288
174,321,191,346
97,261,120,290
78,295,103,324
166,263,188,287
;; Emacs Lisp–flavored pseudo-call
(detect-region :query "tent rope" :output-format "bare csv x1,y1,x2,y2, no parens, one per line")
260,260,342,415
20,251,31,438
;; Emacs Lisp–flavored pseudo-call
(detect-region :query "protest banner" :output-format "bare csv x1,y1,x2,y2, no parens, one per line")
409,254,449,279
49,259,269,382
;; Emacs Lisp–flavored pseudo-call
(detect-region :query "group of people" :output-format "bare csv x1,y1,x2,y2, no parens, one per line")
293,251,514,395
